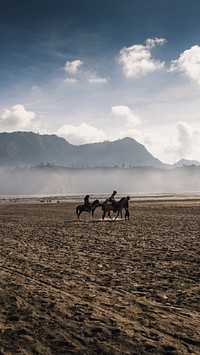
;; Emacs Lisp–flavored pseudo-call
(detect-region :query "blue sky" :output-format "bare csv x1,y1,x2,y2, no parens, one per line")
0,0,200,163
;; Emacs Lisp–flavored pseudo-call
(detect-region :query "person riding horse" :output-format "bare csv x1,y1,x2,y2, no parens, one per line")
76,198,101,220
84,194,91,212
108,190,117,211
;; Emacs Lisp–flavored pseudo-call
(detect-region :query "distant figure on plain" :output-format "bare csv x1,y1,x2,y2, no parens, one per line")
84,194,91,212
124,196,130,220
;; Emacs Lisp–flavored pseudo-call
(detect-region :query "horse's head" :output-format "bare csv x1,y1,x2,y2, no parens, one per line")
92,199,100,207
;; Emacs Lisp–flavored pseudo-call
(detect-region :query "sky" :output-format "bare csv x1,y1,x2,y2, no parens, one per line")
0,0,200,164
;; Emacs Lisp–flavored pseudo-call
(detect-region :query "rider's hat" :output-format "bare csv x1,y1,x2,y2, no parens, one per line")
113,190,117,194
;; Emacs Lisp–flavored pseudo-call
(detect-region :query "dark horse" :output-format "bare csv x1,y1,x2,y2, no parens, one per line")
102,196,130,220
76,199,101,220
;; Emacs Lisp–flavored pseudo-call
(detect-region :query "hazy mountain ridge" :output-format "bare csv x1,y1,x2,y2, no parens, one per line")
0,132,199,169
73,137,163,167
0,132,164,168
0,131,73,166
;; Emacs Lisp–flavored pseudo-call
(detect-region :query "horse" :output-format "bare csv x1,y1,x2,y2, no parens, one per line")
76,199,102,220
102,196,130,220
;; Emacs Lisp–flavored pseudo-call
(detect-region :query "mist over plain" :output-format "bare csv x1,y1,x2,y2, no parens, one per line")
0,165,199,196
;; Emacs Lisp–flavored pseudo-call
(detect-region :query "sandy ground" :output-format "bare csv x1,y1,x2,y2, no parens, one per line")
0,199,200,354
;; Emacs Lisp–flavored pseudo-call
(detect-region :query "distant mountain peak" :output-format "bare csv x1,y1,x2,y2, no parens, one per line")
175,159,200,167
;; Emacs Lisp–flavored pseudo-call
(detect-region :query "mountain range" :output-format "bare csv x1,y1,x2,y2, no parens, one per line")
0,131,163,168
0,131,199,168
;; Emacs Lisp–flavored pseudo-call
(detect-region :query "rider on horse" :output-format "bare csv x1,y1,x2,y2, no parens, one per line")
84,195,91,212
108,190,117,211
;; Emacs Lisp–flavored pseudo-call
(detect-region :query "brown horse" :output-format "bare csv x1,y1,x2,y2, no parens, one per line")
76,199,102,220
102,196,130,220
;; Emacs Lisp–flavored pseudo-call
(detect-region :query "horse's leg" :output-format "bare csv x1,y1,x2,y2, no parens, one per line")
76,206,80,220
78,208,83,220
114,211,119,220
102,210,106,220
77,211,81,220
108,210,112,219
91,208,95,218
125,209,130,220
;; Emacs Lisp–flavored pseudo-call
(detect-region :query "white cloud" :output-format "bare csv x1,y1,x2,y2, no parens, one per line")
0,104,36,129
112,105,141,127
174,121,200,159
145,38,166,49
160,121,200,163
169,45,200,85
64,60,107,85
64,78,78,84
56,123,107,145
88,74,108,84
31,85,41,92
118,38,166,78
64,60,83,74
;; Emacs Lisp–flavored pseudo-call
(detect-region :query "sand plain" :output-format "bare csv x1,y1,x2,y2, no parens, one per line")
0,198,200,354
